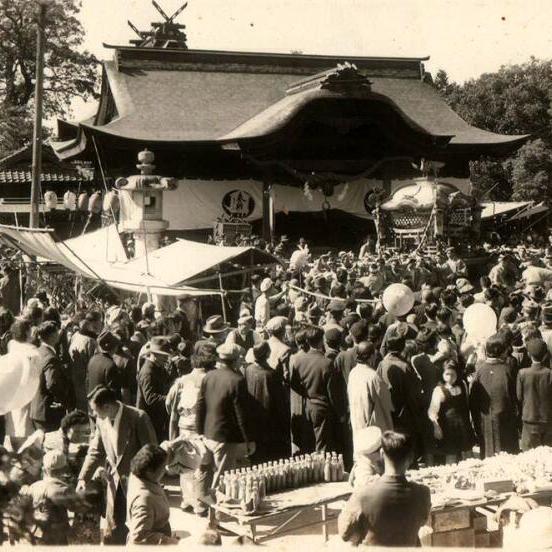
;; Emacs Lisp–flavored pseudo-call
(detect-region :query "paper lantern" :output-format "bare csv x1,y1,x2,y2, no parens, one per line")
77,192,89,211
103,191,120,213
89,192,102,214
463,303,497,341
63,190,77,211
382,283,415,317
43,190,57,211
0,353,41,415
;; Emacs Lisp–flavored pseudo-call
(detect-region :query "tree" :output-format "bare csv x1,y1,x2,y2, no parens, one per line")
0,0,99,157
510,139,552,203
469,157,513,201
439,58,552,140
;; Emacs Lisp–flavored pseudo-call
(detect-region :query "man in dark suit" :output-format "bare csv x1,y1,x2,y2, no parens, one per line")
377,335,425,452
77,386,157,544
86,330,122,399
137,336,171,442
30,321,74,432
516,338,552,450
196,343,254,494
289,326,336,452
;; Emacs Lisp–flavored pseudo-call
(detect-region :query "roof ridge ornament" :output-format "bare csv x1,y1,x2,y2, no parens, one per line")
320,62,372,93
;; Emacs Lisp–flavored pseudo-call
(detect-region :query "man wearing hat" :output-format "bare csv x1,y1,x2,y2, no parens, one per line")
469,333,519,458
194,315,230,353
489,254,517,289
196,343,254,491
24,450,72,544
254,278,287,329
323,300,346,334
244,341,289,462
225,314,262,352
87,330,123,401
540,302,552,356
137,336,172,442
348,341,393,445
358,263,385,296
265,316,291,381
69,311,102,411
517,338,552,450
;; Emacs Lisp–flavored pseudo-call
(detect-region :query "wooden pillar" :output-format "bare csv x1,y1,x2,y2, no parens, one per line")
262,181,273,242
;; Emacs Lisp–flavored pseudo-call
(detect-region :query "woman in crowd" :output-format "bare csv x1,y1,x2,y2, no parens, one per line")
126,444,178,545
428,360,474,464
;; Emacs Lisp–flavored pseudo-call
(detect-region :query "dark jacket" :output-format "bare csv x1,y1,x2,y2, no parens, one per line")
516,363,552,425
87,351,122,398
30,343,74,428
195,365,251,443
289,349,333,410
136,358,171,441
469,358,519,457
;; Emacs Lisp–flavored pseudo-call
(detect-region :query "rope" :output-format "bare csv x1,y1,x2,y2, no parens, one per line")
288,283,377,304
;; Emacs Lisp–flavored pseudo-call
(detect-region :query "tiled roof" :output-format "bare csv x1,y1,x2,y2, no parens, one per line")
53,47,528,154
0,170,92,184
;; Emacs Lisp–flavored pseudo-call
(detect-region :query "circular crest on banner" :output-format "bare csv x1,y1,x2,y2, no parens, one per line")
222,190,255,218
363,188,386,212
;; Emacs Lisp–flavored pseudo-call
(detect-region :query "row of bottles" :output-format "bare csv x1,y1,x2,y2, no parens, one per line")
220,452,345,506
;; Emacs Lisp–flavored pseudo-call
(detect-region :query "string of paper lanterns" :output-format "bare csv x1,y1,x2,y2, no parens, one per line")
43,189,120,215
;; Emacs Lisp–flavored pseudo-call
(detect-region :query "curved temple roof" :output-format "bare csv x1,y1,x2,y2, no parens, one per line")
53,47,528,159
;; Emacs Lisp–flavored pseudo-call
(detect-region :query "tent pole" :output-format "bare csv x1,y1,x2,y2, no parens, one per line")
218,270,227,323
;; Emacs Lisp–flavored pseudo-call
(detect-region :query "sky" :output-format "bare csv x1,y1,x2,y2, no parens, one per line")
70,0,552,120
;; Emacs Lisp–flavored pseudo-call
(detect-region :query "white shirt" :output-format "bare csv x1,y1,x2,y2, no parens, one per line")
254,294,270,327
101,401,123,459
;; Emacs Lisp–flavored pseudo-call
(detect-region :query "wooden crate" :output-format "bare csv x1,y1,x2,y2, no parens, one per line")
432,507,471,532
431,528,475,547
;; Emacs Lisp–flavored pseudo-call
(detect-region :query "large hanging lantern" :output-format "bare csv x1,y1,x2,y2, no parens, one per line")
43,191,57,211
88,192,102,214
63,190,77,211
77,192,89,211
103,191,120,213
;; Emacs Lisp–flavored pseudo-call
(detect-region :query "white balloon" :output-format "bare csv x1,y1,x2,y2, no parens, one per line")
382,283,415,317
463,303,497,340
0,353,41,415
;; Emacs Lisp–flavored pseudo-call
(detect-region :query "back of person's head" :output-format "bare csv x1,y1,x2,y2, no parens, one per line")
130,444,167,479
381,431,414,467
357,303,373,321
486,333,506,359
387,335,405,354
306,326,324,349
87,385,117,407
37,320,59,342
367,323,383,344
480,276,491,289
356,340,375,364
425,303,438,320
60,409,89,435
526,338,549,363
324,328,342,351
441,290,457,308
436,307,452,325
294,327,308,352
22,305,43,325
403,339,418,362
0,307,14,335
42,307,61,327
10,318,32,343
350,320,368,344
459,294,474,309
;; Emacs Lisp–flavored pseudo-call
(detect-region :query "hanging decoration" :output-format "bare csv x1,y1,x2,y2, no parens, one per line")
77,192,89,211
88,192,103,214
43,191,57,211
63,190,77,211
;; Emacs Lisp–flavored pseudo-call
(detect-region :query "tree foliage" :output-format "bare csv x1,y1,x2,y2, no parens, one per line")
0,0,99,157
433,59,552,202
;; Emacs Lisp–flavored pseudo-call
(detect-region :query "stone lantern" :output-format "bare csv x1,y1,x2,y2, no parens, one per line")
115,149,177,258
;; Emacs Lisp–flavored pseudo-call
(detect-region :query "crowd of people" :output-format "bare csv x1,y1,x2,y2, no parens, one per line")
0,232,551,545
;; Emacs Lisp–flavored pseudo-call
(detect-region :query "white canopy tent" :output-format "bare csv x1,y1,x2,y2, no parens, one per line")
0,225,278,298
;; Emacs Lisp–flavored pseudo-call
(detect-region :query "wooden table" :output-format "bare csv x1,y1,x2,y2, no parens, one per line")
206,481,352,544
